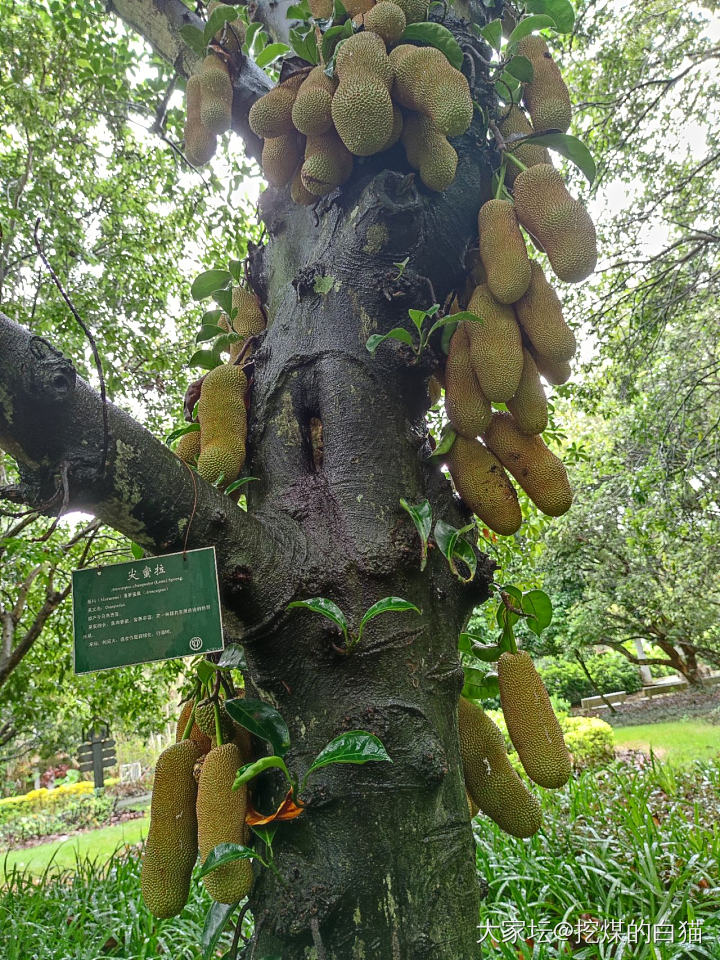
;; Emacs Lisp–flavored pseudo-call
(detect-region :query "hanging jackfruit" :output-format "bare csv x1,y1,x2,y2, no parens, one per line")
249,72,305,139
401,112,458,191
175,429,201,466
332,33,395,156
447,435,521,536
176,699,213,754
194,698,235,744
343,0,375,14
498,105,552,185
477,199,532,304
301,130,354,195
532,352,571,385
514,261,576,363
517,36,572,134
291,165,317,205
309,0,333,16
141,739,203,918
363,1,407,45
498,650,572,789
391,45,473,137
513,164,597,283
392,0,427,22
506,349,548,436
198,55,234,136
262,131,304,187
229,286,266,349
197,743,253,903
444,323,491,438
458,696,542,838
292,67,337,136
184,74,217,167
465,284,524,402
197,363,247,486
483,411,572,516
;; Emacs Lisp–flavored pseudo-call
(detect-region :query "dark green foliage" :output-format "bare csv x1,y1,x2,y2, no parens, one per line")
537,653,644,705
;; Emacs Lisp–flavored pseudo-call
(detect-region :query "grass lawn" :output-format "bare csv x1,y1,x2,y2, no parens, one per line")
613,720,720,765
1,813,148,875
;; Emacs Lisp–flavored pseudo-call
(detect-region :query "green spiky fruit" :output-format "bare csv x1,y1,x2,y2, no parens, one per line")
301,130,354,195
309,0,333,16
197,363,247,486
336,31,393,87
382,104,404,150
465,284,524,402
477,199,531,304
184,74,217,167
363,1,406,44
197,743,253,903
401,112,457,191
343,0,375,13
141,740,203,918
391,45,473,137
498,650,572,788
532,352,571,385
392,0,427,22
444,323,491,439
513,164,597,283
262,131,304,187
249,73,305,139
332,33,395,156
292,67,337,136
174,430,201,465
291,165,317,205
517,36,572,134
198,55,233,135
194,698,235,743
458,696,542,838
483,411,572,516
176,699,213,754
230,285,265,347
514,261,576,363
498,105,551,185
506,349,547,436
447,435,521,536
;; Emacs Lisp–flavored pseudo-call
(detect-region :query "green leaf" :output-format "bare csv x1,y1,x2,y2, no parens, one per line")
224,476,258,495
520,132,596,183
427,424,456,460
201,901,238,960
525,0,575,33
228,260,244,282
204,4,241,44
507,13,557,47
202,308,224,325
303,730,391,785
256,42,291,68
196,660,217,685
428,309,480,340
400,23,464,70
130,542,144,560
224,698,291,756
522,588,553,636
250,823,278,847
233,755,291,787
495,71,521,101
197,842,257,879
188,348,223,371
434,519,476,582
399,498,432,571
245,21,263,52
459,634,502,662
196,323,226,343
180,24,207,57
314,275,334,295
287,597,349,642
213,288,233,314
289,25,320,64
357,597,420,641
477,18,502,51
505,54,534,82
366,327,416,355
321,21,353,63
191,269,233,301
496,585,523,630
462,666,500,701
166,422,200,445
408,308,427,332
217,645,247,670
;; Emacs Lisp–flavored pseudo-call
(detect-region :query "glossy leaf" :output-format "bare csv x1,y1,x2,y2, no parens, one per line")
224,476,257,495
180,24,206,57
505,54,534,82
198,842,257,879
434,519,476,582
366,327,416,355
130,542,144,560
191,269,233,301
217,644,247,670
400,23,464,69
204,5,240,45
166,422,200,445
196,323,226,343
224,697,291,756
428,424,457,460
462,666,500,701
460,634,503,662
256,42,290,68
522,588,553,636
357,597,420,640
507,13,557,47
196,659,217,685
287,597,349,641
526,0,575,33
521,131,596,183
201,901,237,960
477,18,502,51
233,755,291,788
187,348,223,371
304,730,391,783
399,498,432,571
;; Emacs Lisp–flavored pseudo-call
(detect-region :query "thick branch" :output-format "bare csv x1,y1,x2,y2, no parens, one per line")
0,311,303,635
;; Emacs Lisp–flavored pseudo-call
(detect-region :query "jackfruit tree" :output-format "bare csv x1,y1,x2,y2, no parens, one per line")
0,0,600,955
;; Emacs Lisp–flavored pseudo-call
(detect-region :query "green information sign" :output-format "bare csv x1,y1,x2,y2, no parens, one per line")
72,547,224,674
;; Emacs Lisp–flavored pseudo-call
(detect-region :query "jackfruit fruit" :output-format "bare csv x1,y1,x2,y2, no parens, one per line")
291,165,317,205
513,164,597,283
301,130,354,195
498,105,551,185
141,739,203,918
382,104,404,150
514,261,576,363
483,411,572,516
197,743,253,903
477,199,531,304
185,74,217,167
197,363,247,486
393,0,427,21
207,2,246,53
262,132,304,187
465,284,524,402
517,36,571,134
533,352,571,385
506,349,547,436
249,72,305,139
363,1,406,45
498,650,571,788
176,699,212,754
292,67,337,136
447,435,521,536
199,55,233,136
458,696,542,838
309,0,333,16
175,429,201,465
467,792,479,819
194,698,235,743
332,33,395,155
392,45,473,137
444,323,491,438
343,0,375,16
230,285,266,346
401,112,457,191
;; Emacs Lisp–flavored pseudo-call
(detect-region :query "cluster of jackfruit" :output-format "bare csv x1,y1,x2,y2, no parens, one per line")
247,15,473,201
141,693,253,918
459,651,571,837
433,39,596,536
176,285,265,487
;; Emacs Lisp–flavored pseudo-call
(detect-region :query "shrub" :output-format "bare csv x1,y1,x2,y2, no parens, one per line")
0,781,94,822
0,783,116,845
537,652,644,704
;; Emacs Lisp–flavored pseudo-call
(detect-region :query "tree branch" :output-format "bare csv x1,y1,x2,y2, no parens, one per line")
0,311,305,637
